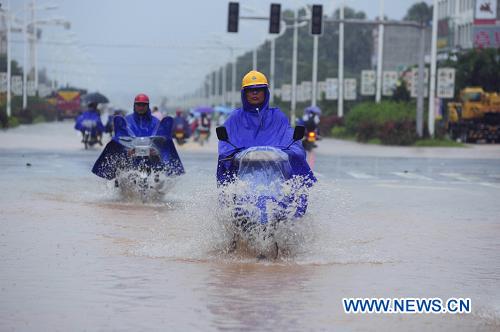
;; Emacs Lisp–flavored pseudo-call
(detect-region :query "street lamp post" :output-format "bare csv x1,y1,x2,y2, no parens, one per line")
375,0,385,103
338,2,344,117
311,34,319,107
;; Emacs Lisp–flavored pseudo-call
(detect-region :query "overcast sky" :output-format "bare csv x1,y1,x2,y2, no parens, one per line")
9,0,431,109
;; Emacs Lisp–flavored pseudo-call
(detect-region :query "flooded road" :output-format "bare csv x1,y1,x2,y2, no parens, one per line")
1,122,499,331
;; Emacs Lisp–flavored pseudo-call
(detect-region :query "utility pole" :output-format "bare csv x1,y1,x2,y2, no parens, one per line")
416,25,425,137
231,53,236,109
222,64,227,106
252,48,257,70
428,0,438,137
22,3,28,109
338,2,344,117
6,0,12,117
375,0,384,103
311,35,318,107
270,37,275,105
291,8,299,125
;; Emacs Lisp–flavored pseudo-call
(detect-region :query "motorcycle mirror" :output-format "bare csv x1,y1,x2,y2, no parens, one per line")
293,126,305,141
216,126,229,141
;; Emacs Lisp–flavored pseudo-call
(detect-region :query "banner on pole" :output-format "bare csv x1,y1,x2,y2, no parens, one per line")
281,84,291,102
344,78,357,100
11,76,22,96
0,73,7,93
410,68,429,98
361,70,376,96
317,81,327,99
325,78,338,100
302,81,312,102
382,71,398,96
437,67,455,98
27,81,36,97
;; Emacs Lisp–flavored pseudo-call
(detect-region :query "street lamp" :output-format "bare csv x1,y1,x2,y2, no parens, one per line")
4,1,68,114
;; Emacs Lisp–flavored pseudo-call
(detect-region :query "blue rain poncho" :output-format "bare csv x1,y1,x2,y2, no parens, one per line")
74,109,104,133
92,109,184,179
217,87,315,185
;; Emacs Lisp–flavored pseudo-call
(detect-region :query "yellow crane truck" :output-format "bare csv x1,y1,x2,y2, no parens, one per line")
448,87,500,143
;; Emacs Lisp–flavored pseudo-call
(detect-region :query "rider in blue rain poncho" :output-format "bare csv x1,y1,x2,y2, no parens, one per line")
92,93,184,179
217,71,316,214
74,101,105,143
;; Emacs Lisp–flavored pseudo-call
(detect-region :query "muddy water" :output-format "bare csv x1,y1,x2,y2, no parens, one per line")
0,122,499,331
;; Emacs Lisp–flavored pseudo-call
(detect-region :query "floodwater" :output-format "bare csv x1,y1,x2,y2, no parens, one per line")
1,122,499,331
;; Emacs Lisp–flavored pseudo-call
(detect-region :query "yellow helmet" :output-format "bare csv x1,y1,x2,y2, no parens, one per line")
241,70,268,89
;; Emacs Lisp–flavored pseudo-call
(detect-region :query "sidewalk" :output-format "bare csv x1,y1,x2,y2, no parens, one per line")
316,137,500,160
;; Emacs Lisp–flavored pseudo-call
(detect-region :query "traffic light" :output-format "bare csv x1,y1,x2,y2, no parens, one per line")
227,2,239,33
311,4,323,35
269,4,281,34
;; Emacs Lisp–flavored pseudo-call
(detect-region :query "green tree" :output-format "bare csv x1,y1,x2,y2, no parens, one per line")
404,2,433,25
0,54,23,75
442,48,500,94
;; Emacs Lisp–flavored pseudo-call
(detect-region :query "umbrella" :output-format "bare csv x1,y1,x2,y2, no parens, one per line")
214,106,232,114
83,92,109,104
305,106,321,115
194,106,214,114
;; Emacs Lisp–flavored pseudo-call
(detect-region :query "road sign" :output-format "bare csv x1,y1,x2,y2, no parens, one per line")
437,67,455,98
382,71,398,96
361,70,375,96
344,78,357,100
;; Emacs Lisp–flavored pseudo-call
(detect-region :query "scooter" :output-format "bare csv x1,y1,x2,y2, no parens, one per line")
92,116,185,202
198,126,210,146
302,129,317,152
216,126,306,259
174,124,186,145
81,119,102,149
114,136,169,201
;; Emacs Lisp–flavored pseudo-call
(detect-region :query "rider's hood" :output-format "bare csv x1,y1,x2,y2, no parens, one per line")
241,85,270,114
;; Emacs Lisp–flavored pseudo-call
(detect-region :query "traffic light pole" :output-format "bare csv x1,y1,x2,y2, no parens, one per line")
291,9,299,126
270,37,275,105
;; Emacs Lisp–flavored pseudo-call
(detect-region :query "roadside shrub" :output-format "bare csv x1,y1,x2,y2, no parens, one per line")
8,116,20,128
345,101,417,145
319,115,343,137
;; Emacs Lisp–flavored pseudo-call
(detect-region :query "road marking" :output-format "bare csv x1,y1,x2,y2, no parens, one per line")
479,182,500,189
392,172,432,181
376,183,453,190
440,172,475,182
346,171,376,179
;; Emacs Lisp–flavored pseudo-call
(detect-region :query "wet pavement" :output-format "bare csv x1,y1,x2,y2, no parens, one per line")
0,122,499,331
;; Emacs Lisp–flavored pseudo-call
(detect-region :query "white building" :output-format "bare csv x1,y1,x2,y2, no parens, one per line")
438,0,500,50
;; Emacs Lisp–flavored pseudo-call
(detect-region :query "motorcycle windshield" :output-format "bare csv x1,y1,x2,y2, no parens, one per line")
235,146,292,185
82,119,97,129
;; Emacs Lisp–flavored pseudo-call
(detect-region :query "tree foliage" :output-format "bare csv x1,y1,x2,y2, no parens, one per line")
404,2,433,25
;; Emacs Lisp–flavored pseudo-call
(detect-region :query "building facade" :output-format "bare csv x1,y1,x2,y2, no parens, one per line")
438,0,500,50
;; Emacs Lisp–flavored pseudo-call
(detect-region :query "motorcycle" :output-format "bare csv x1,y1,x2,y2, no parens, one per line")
81,119,102,149
174,124,186,145
115,136,170,201
198,126,210,146
92,116,185,202
302,129,317,152
216,126,307,259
